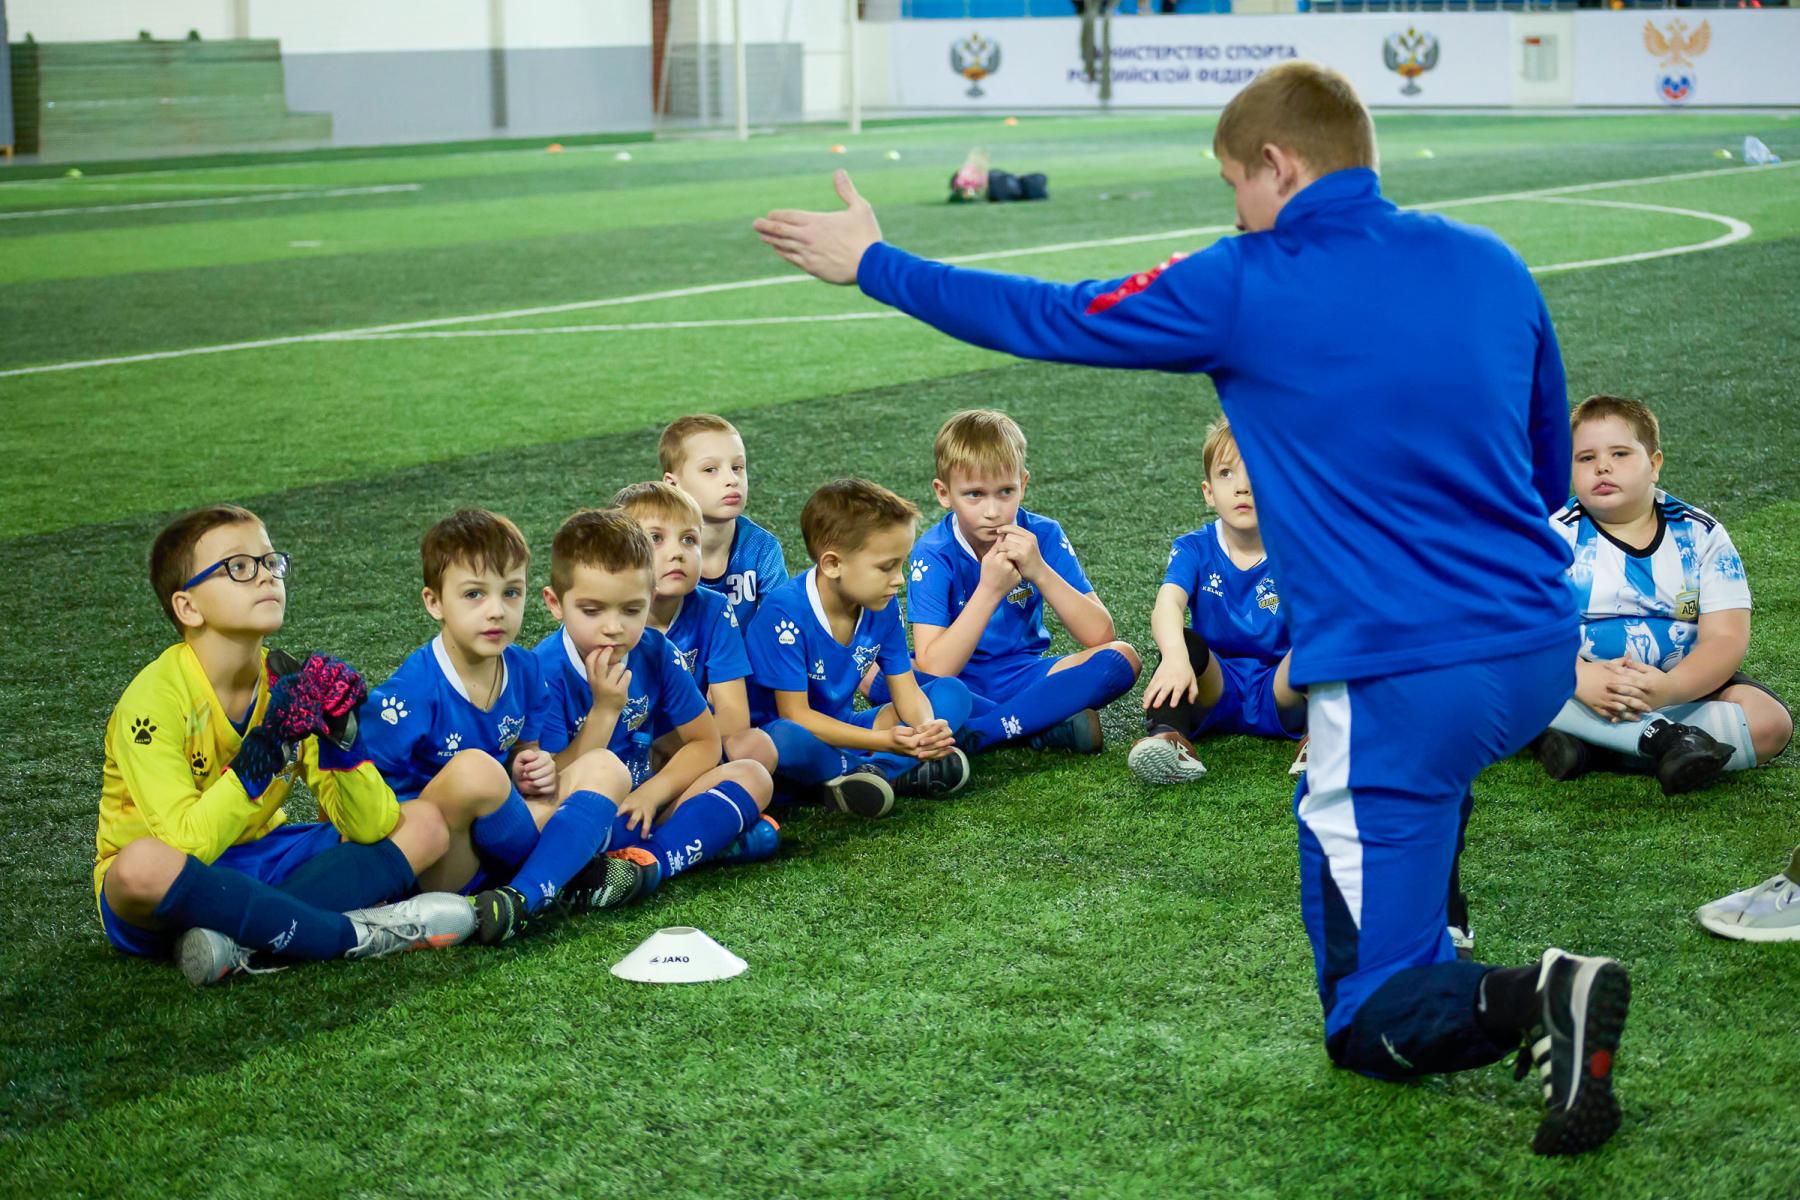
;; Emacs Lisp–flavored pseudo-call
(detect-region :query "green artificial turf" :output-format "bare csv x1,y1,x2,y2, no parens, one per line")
0,113,1795,1198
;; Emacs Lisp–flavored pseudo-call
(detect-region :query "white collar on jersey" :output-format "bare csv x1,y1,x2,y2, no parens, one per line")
805,566,866,643
950,514,982,564
432,633,508,704
561,627,587,679
1213,519,1266,571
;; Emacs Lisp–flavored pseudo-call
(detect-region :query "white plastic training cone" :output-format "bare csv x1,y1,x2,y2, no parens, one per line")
610,926,747,984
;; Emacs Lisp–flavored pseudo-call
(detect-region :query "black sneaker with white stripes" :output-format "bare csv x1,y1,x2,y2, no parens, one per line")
1514,947,1631,1156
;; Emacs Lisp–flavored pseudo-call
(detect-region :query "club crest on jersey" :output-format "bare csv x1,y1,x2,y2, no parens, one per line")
1675,589,1700,623
620,695,650,733
496,714,525,750
676,646,700,675
1255,577,1280,614
851,643,882,677
1006,583,1034,609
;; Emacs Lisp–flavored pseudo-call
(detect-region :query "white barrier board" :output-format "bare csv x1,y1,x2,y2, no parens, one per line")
1572,11,1800,107
889,15,1515,110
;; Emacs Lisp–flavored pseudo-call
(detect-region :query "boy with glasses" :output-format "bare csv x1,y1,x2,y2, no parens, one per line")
96,505,475,986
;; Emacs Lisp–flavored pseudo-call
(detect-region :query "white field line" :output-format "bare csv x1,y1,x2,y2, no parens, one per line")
0,161,1788,380
1523,196,1751,274
321,195,1748,343
337,312,906,340
0,182,422,221
0,180,329,192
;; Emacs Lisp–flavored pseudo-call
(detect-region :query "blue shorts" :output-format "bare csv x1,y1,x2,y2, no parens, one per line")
99,822,344,958
869,653,1057,706
1194,655,1301,741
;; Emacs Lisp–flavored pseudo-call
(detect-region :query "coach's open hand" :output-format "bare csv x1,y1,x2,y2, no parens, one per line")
754,169,882,286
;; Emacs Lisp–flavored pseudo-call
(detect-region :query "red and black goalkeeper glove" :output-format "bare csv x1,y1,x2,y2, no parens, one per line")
265,649,369,750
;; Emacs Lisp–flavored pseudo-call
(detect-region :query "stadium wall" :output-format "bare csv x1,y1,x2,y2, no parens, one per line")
870,11,1800,110
5,0,655,146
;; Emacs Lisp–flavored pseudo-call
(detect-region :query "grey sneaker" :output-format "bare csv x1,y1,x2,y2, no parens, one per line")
1697,852,1800,942
1128,735,1207,785
1029,709,1103,754
343,891,477,960
176,927,288,987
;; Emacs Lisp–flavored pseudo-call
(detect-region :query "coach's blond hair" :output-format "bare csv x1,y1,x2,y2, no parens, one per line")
1213,62,1377,177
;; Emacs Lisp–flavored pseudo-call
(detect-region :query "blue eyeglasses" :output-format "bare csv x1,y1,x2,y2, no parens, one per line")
181,551,292,591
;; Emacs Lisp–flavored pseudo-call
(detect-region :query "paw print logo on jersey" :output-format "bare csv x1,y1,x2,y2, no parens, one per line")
774,619,800,646
496,715,525,750
443,731,463,755
379,696,409,725
130,717,157,745
190,750,210,776
1205,572,1224,597
1001,714,1023,738
809,659,828,681
911,559,929,583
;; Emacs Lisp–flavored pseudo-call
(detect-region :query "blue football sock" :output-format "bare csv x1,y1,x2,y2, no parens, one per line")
966,650,1133,749
155,855,356,960
278,837,416,911
471,788,540,869
507,789,619,913
646,779,762,878
766,719,852,785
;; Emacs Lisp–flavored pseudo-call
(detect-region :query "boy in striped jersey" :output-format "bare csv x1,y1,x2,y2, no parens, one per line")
1538,395,1792,794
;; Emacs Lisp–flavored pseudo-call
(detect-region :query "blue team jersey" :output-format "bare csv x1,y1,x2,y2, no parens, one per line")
360,636,548,801
699,515,788,628
1164,522,1289,666
1553,490,1751,671
531,626,709,787
858,167,1576,686
663,586,753,695
746,568,912,725
906,509,1093,687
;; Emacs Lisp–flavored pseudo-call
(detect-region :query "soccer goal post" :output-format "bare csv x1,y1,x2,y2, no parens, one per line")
652,0,861,139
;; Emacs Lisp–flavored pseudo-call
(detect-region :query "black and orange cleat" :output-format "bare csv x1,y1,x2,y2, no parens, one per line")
562,848,659,913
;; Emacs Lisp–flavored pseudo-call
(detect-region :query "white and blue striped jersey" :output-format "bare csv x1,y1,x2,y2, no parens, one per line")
699,515,788,628
1163,522,1289,667
359,636,549,801
1553,490,1750,670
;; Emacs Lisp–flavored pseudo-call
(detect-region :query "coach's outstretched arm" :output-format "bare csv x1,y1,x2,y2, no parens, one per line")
754,170,1231,373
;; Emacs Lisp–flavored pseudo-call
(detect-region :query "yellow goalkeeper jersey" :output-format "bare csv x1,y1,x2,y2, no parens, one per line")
94,642,399,909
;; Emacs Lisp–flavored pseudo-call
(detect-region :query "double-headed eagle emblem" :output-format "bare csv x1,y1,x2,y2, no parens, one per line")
1643,18,1710,67
1382,28,1440,97
950,33,1001,100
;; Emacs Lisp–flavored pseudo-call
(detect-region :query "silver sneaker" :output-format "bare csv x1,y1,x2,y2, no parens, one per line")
343,891,477,960
1128,735,1207,785
1697,859,1800,943
177,927,287,987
